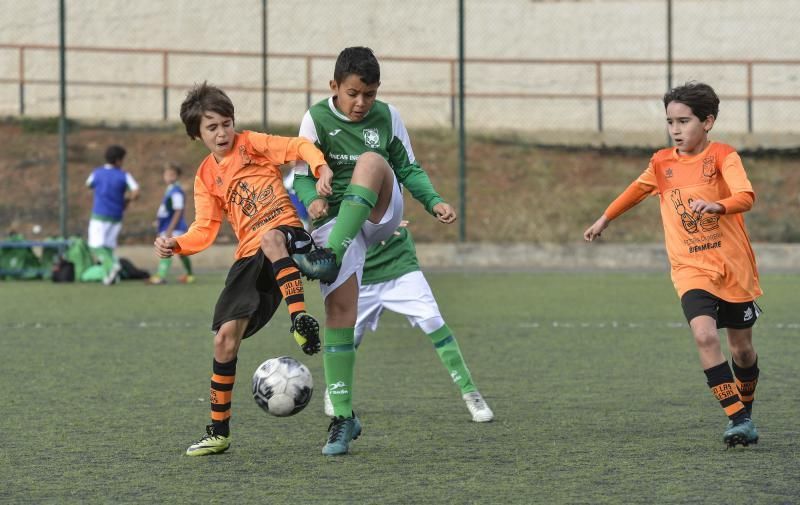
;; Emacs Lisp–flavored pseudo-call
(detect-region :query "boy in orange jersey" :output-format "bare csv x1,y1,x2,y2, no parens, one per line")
154,82,330,456
584,82,761,448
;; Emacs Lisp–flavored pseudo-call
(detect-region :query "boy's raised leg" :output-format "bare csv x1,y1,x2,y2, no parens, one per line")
292,153,394,283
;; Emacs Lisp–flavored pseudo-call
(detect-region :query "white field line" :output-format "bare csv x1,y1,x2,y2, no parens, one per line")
3,320,800,330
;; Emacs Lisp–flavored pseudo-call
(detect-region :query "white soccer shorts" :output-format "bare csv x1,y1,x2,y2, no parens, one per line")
311,174,404,299
354,270,443,346
87,219,122,249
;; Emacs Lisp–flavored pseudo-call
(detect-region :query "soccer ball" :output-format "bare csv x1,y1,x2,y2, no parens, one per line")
252,356,313,417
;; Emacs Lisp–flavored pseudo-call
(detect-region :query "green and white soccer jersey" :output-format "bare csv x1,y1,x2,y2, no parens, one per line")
362,227,420,285
294,97,443,225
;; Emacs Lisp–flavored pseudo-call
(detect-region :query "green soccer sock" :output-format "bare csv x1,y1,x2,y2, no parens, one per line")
179,255,193,275
428,324,476,395
325,184,377,264
156,257,172,278
323,327,356,418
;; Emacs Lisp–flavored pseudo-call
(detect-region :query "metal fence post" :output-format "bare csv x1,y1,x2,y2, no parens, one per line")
457,0,466,242
19,47,25,116
58,0,68,238
162,52,168,120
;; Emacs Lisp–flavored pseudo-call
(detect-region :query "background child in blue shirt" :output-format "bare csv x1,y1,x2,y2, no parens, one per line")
148,162,194,284
85,144,140,285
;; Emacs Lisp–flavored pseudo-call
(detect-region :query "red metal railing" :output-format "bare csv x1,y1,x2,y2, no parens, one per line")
2,43,800,132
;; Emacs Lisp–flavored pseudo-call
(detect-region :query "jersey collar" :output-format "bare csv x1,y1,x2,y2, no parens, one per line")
327,96,372,122
672,141,714,162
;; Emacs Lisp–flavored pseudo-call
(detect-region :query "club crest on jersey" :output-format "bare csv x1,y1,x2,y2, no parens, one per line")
239,145,252,166
702,156,716,179
363,128,380,148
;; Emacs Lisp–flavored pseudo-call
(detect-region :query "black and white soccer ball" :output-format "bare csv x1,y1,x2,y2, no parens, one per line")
252,356,313,417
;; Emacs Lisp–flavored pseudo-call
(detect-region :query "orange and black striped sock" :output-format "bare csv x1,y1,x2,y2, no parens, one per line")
732,357,759,416
210,358,236,436
273,257,306,323
704,361,748,424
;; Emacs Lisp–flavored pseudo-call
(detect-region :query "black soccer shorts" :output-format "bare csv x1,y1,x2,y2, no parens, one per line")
680,289,761,329
211,225,313,339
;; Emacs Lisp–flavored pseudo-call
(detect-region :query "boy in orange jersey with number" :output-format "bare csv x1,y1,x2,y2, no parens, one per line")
154,82,330,456
584,82,761,448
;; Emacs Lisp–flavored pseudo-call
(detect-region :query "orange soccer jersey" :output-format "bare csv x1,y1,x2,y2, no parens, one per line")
605,142,761,302
175,131,326,259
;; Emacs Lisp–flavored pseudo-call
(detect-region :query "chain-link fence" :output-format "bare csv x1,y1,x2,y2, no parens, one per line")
1,0,798,242
2,1,799,134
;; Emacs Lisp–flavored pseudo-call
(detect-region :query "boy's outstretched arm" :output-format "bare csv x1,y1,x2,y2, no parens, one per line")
154,236,177,257
584,215,610,241
162,176,222,256
584,180,654,242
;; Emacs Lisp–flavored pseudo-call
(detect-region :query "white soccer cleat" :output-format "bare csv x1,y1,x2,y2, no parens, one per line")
102,262,122,286
323,387,334,417
463,391,494,422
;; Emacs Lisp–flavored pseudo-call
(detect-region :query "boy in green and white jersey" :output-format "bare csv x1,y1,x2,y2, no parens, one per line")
292,214,494,421
292,46,460,455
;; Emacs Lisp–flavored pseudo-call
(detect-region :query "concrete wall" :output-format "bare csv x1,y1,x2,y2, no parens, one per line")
1,0,799,137
117,242,800,273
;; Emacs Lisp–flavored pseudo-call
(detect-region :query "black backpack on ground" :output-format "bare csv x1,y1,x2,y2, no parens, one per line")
119,257,150,280
51,258,76,283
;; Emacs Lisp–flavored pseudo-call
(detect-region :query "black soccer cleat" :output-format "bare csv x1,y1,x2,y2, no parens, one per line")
291,247,340,284
723,418,759,448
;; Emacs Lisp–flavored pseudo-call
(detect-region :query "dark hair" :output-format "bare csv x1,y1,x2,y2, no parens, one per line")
663,81,719,121
105,145,126,164
333,46,380,85
179,82,235,139
164,161,182,177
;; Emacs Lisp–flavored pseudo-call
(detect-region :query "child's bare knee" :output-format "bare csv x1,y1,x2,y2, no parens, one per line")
356,151,385,168
729,342,755,364
693,328,719,350
260,229,286,253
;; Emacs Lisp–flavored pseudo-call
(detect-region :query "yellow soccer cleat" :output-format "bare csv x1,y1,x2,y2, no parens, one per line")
292,313,321,355
185,424,231,456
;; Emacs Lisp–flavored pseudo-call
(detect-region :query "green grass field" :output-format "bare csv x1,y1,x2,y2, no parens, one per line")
2,271,798,504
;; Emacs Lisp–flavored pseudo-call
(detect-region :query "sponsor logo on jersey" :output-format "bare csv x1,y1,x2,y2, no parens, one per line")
363,128,380,148
329,129,342,136
227,180,277,217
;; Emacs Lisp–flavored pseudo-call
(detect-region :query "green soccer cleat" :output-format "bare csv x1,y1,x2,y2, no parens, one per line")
292,313,321,355
723,418,759,448
322,413,362,456
186,424,231,456
291,248,340,284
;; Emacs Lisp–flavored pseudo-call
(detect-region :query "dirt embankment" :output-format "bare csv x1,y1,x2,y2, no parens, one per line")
2,119,799,244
